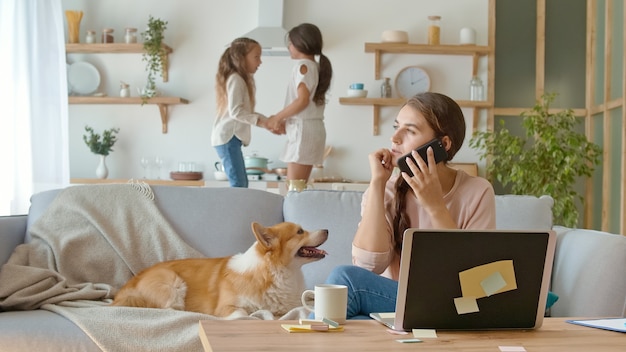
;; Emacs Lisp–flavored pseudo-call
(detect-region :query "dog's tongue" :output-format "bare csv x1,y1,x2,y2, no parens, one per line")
298,246,327,258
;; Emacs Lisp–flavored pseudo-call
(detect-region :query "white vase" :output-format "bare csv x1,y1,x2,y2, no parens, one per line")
95,154,108,179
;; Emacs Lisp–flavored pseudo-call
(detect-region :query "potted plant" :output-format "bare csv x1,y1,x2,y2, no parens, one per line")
469,93,602,227
140,15,168,101
83,125,120,179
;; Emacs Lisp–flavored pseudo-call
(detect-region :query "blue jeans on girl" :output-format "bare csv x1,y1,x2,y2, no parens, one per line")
215,137,248,188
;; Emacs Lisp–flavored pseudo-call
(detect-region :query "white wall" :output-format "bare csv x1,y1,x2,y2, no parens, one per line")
62,0,488,181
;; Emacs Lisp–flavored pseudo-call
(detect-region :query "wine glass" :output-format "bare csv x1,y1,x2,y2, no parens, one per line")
154,156,164,179
140,157,150,178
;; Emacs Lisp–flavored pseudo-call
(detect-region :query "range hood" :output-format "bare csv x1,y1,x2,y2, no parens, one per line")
241,0,289,56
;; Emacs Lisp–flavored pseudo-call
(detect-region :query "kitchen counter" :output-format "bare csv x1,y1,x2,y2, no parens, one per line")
70,178,369,194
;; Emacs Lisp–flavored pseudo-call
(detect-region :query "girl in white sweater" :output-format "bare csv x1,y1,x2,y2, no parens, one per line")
212,38,270,187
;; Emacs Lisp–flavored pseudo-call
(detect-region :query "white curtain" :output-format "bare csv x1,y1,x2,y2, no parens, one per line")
0,0,69,216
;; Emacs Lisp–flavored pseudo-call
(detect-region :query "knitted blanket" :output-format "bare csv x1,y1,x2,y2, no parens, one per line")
0,183,307,351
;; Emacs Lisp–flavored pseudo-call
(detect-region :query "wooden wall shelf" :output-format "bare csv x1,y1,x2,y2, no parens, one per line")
339,97,491,135
364,43,492,79
339,97,491,108
339,42,494,135
66,43,173,54
66,43,172,81
66,42,186,133
68,96,189,133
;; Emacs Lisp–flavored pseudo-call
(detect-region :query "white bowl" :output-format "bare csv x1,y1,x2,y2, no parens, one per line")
347,89,368,98
214,170,228,181
381,30,409,43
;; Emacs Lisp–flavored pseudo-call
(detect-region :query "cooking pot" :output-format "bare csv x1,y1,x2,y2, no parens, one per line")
244,154,270,175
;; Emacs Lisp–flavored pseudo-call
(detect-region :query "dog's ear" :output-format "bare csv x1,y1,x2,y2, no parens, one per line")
251,222,274,248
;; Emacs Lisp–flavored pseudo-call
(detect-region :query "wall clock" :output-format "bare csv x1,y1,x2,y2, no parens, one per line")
395,66,431,99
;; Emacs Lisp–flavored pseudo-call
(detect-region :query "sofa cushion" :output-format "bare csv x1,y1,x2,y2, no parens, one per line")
151,186,284,257
25,186,285,258
550,226,626,317
495,195,553,230
283,190,363,289
284,192,556,289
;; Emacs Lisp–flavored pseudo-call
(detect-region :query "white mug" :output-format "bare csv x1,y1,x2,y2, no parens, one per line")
301,284,348,324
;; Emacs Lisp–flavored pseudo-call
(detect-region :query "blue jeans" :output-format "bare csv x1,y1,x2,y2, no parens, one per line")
214,137,248,188
325,265,397,320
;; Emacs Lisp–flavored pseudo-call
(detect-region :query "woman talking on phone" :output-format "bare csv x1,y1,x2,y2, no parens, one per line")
325,92,496,319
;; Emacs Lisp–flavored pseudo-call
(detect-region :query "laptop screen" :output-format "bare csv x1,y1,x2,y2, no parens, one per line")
395,229,556,330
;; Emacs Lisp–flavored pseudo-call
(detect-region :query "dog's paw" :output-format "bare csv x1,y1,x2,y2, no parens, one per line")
224,308,250,319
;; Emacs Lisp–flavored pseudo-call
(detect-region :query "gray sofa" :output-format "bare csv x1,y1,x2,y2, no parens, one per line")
1,186,625,351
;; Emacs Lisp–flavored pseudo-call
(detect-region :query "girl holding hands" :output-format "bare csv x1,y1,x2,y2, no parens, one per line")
212,37,272,188
266,23,333,182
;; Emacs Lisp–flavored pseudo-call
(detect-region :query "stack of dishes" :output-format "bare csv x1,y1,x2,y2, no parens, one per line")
381,30,409,43
347,83,367,98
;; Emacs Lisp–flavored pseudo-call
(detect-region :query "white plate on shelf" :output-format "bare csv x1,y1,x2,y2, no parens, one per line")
68,61,100,95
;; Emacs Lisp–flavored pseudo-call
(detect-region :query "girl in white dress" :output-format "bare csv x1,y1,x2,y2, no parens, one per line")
267,23,333,182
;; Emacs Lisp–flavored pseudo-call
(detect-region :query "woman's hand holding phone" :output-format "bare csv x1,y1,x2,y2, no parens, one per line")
397,138,447,176
399,139,446,205
401,146,446,205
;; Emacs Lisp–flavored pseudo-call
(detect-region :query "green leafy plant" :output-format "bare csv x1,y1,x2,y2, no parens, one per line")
469,93,602,227
83,126,120,156
141,15,168,100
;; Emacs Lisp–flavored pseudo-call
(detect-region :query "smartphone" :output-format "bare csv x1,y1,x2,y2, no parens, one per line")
397,138,448,176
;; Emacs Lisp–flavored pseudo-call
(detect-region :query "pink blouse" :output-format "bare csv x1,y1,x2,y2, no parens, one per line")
352,169,496,280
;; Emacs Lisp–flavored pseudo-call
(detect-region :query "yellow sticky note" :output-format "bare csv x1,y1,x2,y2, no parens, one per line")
280,324,344,333
454,296,480,315
458,260,517,299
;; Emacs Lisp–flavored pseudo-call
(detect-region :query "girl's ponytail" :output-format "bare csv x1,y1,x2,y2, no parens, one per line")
314,53,332,106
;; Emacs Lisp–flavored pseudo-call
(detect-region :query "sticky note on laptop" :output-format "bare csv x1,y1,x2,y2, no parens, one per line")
458,260,517,298
481,271,507,296
454,296,480,314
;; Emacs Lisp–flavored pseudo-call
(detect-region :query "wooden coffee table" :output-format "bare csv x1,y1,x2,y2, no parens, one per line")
199,318,625,351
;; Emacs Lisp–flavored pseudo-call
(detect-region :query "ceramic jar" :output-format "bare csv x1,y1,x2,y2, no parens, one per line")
120,82,130,97
124,28,137,44
85,30,96,44
460,27,476,45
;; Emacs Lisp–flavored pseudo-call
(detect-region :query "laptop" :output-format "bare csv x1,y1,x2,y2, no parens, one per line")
370,229,556,331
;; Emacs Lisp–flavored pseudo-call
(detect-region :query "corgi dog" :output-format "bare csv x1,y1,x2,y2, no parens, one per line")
111,222,328,318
